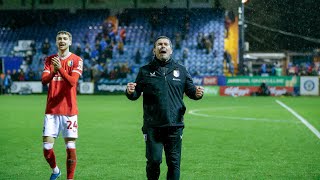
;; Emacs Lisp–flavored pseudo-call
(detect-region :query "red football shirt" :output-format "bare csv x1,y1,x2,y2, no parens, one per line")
42,53,83,115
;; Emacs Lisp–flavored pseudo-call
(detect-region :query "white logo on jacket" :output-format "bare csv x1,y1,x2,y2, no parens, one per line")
150,72,156,77
173,70,180,77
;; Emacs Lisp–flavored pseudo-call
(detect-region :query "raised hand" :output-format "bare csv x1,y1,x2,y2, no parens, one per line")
195,86,204,98
126,82,137,94
51,56,61,73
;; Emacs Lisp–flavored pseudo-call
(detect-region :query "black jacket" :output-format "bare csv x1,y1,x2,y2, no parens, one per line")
126,58,202,131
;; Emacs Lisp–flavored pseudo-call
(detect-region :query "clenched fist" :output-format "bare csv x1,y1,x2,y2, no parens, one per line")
126,82,137,94
195,86,204,98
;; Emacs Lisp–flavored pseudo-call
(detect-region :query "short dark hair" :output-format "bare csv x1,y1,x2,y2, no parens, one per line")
57,30,72,41
153,36,172,48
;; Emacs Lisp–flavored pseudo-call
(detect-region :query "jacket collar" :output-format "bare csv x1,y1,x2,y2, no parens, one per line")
152,57,171,66
150,57,179,75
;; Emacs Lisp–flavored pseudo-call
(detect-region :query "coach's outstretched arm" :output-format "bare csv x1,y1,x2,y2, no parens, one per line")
184,69,204,100
126,70,143,100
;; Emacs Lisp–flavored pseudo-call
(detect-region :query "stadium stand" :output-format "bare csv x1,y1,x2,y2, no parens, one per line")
0,8,226,84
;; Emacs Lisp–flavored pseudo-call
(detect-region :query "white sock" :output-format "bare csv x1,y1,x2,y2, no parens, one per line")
53,166,60,174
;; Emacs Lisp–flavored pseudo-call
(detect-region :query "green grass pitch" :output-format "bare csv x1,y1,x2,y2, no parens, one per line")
0,95,319,179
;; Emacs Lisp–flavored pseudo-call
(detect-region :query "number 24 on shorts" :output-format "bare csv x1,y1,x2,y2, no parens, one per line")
67,120,78,130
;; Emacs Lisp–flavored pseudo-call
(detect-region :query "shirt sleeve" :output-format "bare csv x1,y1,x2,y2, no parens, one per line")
41,56,55,85
43,57,52,73
58,57,82,87
72,58,83,76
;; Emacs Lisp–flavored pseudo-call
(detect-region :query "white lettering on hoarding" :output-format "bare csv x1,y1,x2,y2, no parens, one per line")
203,77,217,85
269,87,287,96
97,85,126,92
228,78,250,83
204,87,218,95
224,87,250,96
192,77,203,85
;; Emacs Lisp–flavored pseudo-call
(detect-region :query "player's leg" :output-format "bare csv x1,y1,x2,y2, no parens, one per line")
164,127,183,180
42,114,61,179
61,115,78,180
145,127,164,180
65,138,77,180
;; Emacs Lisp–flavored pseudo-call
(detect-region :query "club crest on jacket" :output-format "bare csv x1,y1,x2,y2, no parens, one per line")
173,70,180,77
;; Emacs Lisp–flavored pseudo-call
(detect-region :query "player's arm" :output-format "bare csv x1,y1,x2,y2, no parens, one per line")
184,68,203,100
42,72,55,85
52,57,82,87
58,69,80,87
41,57,56,85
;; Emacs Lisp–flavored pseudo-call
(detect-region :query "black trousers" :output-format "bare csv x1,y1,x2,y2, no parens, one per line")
144,126,183,180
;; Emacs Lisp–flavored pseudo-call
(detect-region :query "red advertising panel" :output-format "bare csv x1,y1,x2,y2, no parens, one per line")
220,86,293,96
203,76,218,85
269,87,294,96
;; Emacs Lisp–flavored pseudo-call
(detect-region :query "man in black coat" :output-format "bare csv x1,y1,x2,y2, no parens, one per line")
126,36,204,180
258,81,270,96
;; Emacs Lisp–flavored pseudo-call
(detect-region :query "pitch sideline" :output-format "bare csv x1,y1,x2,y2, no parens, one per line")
276,100,320,139
188,107,294,123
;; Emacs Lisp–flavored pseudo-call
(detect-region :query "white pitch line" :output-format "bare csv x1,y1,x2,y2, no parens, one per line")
276,100,320,139
188,109,293,122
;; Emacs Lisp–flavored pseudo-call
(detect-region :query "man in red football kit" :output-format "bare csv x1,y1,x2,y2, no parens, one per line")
42,31,83,180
